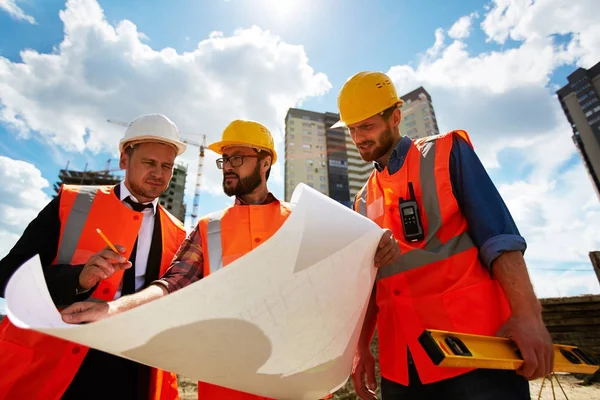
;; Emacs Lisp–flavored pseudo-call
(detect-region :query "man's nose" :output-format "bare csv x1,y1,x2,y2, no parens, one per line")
149,165,164,178
223,162,234,173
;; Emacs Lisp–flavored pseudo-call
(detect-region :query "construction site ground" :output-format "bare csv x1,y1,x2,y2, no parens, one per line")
177,373,600,399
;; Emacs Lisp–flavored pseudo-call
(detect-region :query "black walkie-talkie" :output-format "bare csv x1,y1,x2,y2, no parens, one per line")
399,182,424,242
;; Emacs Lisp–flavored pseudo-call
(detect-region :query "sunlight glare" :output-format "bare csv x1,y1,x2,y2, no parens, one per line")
259,0,303,19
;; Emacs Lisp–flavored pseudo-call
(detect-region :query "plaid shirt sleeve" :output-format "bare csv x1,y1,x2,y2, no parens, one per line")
153,193,278,293
153,225,204,293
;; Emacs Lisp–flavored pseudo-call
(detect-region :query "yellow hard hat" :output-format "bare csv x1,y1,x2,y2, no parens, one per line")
208,120,277,164
331,71,404,129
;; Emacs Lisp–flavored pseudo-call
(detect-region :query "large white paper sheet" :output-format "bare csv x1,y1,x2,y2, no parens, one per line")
6,183,383,400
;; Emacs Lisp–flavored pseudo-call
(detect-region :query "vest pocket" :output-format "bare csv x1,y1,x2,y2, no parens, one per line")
0,339,35,398
442,280,508,336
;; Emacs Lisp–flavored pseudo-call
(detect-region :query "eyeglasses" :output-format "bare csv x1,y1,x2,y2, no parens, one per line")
216,155,259,169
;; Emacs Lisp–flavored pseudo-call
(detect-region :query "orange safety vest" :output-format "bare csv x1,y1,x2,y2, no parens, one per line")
0,184,187,400
354,130,512,385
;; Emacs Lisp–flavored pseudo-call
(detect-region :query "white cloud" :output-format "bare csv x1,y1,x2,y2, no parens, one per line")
0,0,35,24
480,0,531,44
388,35,564,167
0,157,51,255
529,267,600,299
0,0,331,204
388,1,600,297
448,12,479,40
481,0,600,68
497,133,600,265
426,28,445,59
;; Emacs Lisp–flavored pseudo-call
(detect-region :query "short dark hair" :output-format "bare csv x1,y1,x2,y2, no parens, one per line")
124,143,137,157
255,149,272,181
380,105,399,122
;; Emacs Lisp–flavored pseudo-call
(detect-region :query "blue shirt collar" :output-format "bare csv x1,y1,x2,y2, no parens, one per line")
373,135,413,175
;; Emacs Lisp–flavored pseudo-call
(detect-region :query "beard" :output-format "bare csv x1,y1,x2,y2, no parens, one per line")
222,162,262,197
358,127,396,162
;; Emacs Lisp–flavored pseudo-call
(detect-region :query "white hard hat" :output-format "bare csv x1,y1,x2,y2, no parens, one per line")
119,114,187,155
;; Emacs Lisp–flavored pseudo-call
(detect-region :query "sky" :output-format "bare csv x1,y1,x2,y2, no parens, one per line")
1,0,600,314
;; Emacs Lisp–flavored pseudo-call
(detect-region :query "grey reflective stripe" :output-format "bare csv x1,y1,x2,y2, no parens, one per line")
206,212,223,275
419,141,443,250
56,186,100,264
376,232,474,280
356,139,476,281
357,186,367,215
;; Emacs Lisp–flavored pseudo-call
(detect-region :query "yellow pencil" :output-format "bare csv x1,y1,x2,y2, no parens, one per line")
96,228,119,253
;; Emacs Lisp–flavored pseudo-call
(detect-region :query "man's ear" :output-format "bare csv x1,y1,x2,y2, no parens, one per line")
262,156,272,171
393,108,402,126
119,152,127,169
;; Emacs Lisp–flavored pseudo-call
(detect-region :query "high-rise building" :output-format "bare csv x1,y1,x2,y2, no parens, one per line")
346,131,373,203
323,112,352,207
399,86,440,139
284,109,330,202
557,61,600,200
158,163,188,223
54,161,188,223
285,87,440,205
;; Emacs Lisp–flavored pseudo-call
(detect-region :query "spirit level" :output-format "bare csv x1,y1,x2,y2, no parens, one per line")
418,329,599,375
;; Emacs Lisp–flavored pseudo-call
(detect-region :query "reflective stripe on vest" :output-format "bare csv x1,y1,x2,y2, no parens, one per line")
358,141,475,281
206,211,224,275
56,186,100,264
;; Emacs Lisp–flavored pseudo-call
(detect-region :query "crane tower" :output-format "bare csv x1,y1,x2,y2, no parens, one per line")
181,135,206,229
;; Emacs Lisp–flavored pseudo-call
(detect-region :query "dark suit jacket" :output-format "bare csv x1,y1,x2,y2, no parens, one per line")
0,184,163,306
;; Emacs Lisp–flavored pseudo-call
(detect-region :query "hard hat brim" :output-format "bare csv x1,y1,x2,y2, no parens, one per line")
332,100,404,130
330,120,347,129
208,140,277,164
120,135,187,156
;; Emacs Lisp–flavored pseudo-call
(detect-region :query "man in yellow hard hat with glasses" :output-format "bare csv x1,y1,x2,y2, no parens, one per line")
333,72,553,400
61,118,401,399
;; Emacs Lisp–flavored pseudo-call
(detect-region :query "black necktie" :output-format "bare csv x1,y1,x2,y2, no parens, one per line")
122,196,153,295
123,196,154,212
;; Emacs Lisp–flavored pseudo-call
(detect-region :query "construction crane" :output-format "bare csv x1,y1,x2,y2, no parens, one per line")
181,134,206,229
106,118,207,230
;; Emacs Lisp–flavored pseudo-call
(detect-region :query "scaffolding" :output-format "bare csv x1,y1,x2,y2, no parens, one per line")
53,160,123,196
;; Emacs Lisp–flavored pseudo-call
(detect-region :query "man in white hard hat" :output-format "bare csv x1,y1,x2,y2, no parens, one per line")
0,114,188,400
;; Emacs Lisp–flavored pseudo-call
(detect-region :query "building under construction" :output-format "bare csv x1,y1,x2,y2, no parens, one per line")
54,161,188,224
159,163,188,224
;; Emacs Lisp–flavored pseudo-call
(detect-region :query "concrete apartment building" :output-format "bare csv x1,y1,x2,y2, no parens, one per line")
557,61,600,200
284,87,440,205
54,161,188,223
284,108,331,202
158,163,188,223
400,86,440,139
345,132,373,203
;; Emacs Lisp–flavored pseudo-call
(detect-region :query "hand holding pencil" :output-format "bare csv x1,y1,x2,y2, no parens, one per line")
77,229,132,292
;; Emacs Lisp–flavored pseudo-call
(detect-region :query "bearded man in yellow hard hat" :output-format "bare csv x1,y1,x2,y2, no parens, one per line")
334,71,553,400
0,113,187,400
61,118,400,399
